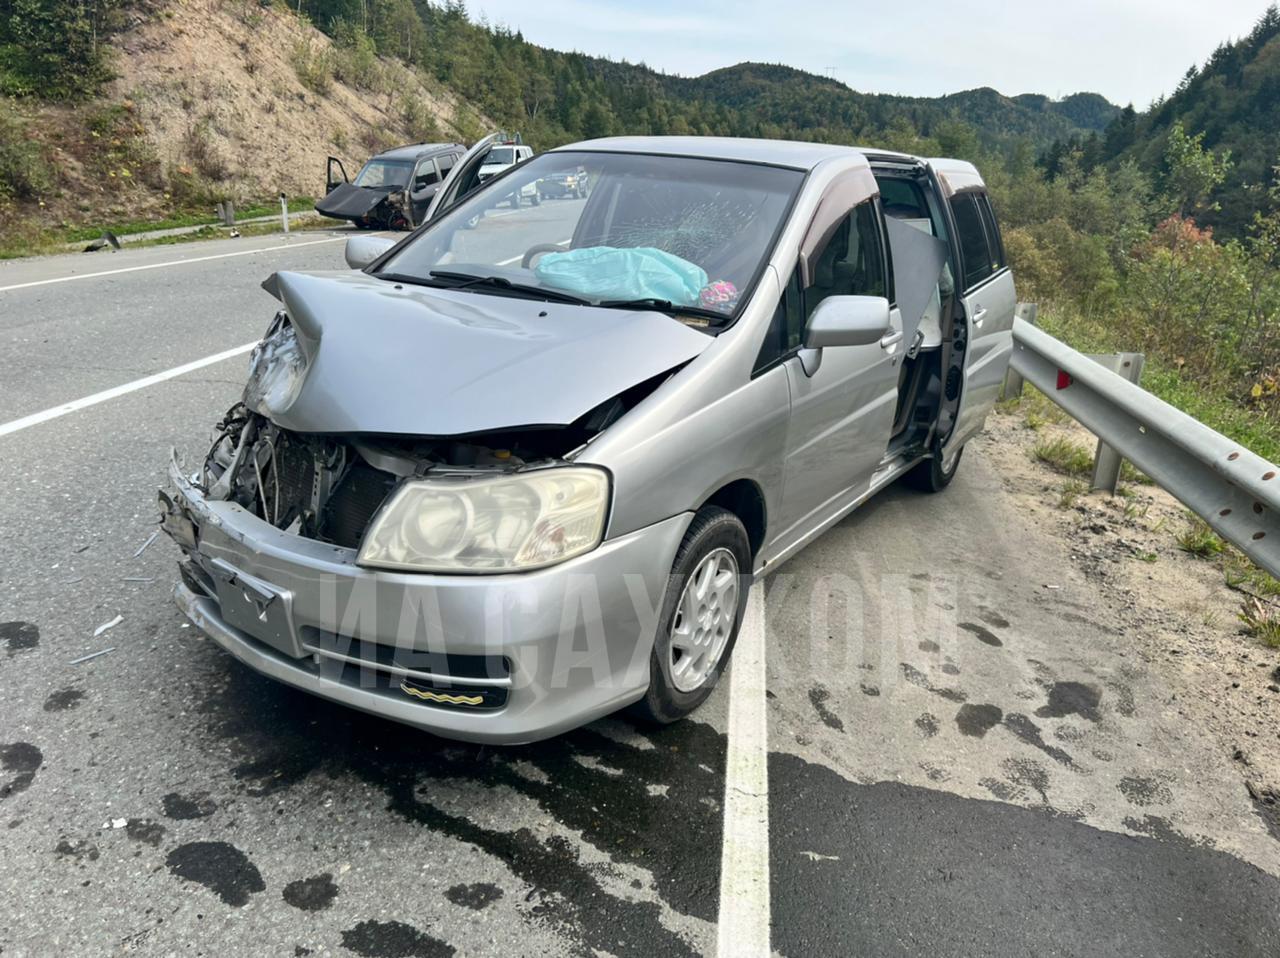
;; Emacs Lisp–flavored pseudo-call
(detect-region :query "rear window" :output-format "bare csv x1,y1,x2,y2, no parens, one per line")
950,192,996,289
977,194,1005,271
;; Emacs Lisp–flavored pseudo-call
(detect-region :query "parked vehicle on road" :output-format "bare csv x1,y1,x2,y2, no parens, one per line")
477,138,538,206
163,136,1015,743
538,165,590,199
315,142,464,230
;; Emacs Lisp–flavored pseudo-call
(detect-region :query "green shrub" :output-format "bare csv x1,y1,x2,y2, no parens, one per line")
1032,435,1094,476
0,0,123,99
291,39,333,94
331,22,384,92
0,102,51,198
1176,517,1226,558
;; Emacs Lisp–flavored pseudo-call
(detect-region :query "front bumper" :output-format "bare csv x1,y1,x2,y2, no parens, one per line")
162,459,692,744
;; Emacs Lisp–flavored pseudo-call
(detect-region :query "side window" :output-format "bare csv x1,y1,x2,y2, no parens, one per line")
437,153,456,178
950,193,992,290
414,159,440,190
976,194,1005,271
804,200,887,321
753,268,805,374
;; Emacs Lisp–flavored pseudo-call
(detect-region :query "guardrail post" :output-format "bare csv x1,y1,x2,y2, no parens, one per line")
1001,303,1037,400
280,193,290,234
1085,352,1145,494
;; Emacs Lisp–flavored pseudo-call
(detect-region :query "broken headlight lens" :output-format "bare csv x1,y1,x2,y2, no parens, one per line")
243,312,307,416
357,468,610,573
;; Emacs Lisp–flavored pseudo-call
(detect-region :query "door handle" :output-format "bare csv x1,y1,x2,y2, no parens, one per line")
972,305,987,327
879,329,904,350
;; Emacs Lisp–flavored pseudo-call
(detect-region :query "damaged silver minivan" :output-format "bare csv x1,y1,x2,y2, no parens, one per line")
162,136,1015,743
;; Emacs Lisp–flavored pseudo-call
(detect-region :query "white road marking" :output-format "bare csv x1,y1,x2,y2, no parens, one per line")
717,584,771,957
0,236,346,293
0,342,256,438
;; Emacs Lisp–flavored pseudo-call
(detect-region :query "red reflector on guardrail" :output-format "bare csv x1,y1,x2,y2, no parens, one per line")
1057,370,1073,390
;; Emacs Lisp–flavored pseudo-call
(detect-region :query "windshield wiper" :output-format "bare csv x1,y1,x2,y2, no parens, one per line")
426,270,589,305
598,297,731,323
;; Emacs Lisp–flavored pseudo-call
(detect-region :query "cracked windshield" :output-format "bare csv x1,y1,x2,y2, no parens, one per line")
380,151,802,316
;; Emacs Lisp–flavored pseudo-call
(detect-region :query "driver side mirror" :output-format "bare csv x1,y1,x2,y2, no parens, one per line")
345,235,396,270
803,295,891,348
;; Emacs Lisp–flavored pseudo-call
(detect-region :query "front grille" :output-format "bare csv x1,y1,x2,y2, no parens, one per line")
300,627,511,682
318,463,398,548
272,433,315,528
300,627,511,711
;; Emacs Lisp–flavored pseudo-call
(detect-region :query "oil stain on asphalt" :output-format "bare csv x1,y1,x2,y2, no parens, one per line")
165,840,266,906
445,883,504,910
0,620,39,656
161,791,218,820
1,742,42,800
282,873,339,911
955,703,1003,737
958,622,1004,647
42,688,84,712
341,919,455,958
185,661,724,957
808,687,845,731
1035,681,1103,722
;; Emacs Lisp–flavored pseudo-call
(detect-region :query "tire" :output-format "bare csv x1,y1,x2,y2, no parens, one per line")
904,444,963,493
630,506,751,725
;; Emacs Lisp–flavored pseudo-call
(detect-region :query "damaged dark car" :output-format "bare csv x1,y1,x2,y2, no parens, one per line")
315,142,464,230
163,136,1014,743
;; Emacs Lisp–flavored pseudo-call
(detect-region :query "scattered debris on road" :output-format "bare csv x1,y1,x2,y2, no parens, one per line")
82,231,121,253
133,531,158,558
93,614,123,637
69,648,114,665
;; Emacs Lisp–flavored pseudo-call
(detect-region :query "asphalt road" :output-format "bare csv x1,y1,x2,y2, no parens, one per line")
0,220,1277,957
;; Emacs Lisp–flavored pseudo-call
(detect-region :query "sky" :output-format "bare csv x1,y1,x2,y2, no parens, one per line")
467,0,1274,107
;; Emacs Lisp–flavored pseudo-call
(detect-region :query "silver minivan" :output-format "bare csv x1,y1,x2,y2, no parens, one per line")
161,136,1015,743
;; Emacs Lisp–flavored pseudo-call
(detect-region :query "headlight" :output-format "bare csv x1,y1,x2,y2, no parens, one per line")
243,312,307,416
358,468,610,573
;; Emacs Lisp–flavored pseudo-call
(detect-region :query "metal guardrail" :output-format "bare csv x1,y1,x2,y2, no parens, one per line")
1009,315,1280,579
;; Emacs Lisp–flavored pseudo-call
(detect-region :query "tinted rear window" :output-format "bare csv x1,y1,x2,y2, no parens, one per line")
950,193,993,289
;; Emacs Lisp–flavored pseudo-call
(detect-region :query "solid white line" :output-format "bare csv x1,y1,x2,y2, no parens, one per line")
0,342,256,438
0,236,346,293
717,584,771,957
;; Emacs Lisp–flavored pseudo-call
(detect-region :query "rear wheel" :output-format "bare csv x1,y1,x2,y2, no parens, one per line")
631,506,751,724
904,444,963,493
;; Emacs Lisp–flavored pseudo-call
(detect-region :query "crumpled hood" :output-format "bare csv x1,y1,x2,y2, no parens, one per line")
256,270,712,436
314,183,394,220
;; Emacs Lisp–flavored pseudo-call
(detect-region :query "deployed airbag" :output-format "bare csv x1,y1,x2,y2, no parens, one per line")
534,246,708,305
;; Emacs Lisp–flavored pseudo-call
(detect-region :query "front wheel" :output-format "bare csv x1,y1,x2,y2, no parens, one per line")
904,444,963,493
631,506,751,725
